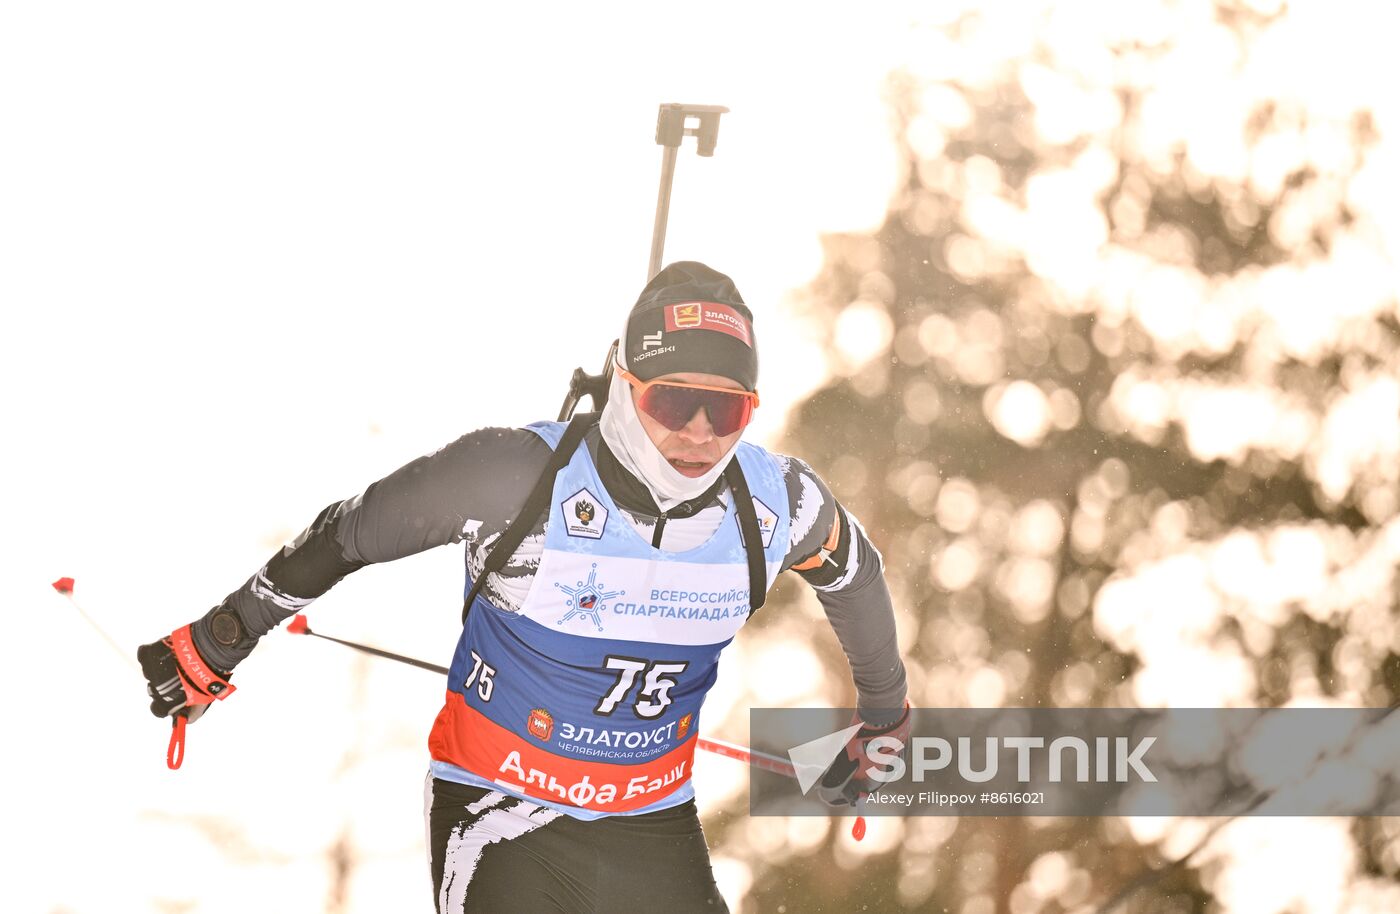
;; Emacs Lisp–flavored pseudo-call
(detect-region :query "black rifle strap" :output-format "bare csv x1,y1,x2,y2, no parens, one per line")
462,412,598,623
724,459,768,612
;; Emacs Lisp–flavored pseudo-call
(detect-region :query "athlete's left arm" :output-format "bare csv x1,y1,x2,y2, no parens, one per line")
779,456,908,726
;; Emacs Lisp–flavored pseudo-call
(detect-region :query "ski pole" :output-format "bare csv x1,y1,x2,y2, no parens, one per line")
287,614,870,839
286,615,451,674
696,735,874,839
696,735,796,779
51,577,201,769
51,577,140,673
288,614,782,769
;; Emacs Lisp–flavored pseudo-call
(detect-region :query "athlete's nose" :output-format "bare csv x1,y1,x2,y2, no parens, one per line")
677,406,716,443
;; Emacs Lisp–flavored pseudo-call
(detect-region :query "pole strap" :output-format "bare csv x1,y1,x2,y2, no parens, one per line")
168,715,186,769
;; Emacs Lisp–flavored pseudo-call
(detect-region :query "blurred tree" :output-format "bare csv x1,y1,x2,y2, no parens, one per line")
717,1,1400,911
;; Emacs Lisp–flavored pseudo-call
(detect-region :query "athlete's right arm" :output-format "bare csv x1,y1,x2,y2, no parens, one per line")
138,427,551,716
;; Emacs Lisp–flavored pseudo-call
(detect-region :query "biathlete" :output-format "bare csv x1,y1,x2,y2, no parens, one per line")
139,261,910,913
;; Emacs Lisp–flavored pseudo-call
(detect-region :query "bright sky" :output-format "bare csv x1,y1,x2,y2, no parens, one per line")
1,4,916,912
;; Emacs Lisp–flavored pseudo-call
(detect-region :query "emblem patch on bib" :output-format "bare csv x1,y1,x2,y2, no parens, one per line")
527,708,554,742
737,496,779,549
562,487,608,540
555,563,625,632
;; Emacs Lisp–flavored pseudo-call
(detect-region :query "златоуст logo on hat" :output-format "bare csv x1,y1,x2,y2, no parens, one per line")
671,304,702,327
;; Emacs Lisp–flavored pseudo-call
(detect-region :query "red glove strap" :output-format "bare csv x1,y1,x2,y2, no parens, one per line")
168,624,236,706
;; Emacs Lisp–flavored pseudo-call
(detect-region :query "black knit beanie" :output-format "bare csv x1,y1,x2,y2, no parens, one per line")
620,261,758,391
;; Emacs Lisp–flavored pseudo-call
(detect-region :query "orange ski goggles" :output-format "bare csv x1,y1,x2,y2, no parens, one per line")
616,365,760,437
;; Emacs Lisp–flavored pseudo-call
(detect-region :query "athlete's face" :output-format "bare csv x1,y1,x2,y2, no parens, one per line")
632,371,747,478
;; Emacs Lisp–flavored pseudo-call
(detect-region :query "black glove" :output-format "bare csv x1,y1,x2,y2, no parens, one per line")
137,624,236,723
816,703,911,807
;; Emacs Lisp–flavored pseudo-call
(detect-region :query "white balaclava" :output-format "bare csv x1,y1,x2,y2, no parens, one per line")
597,261,758,512
599,368,737,511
